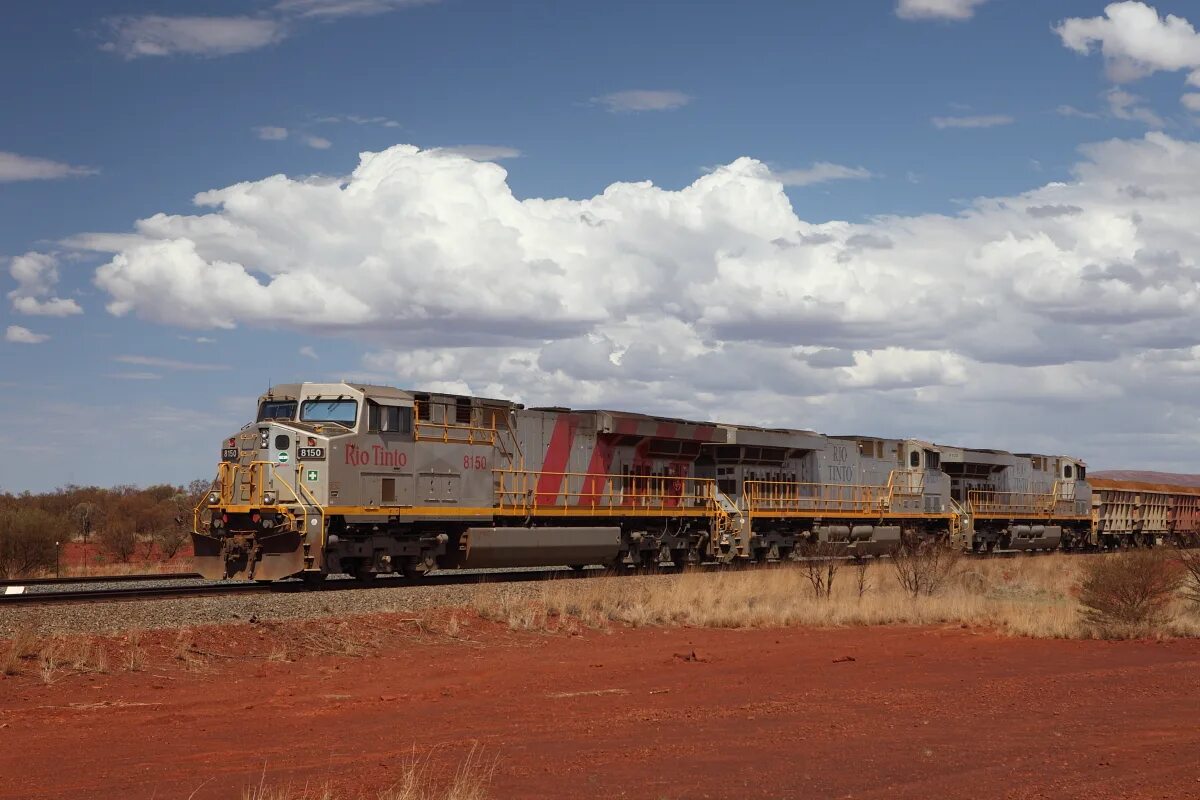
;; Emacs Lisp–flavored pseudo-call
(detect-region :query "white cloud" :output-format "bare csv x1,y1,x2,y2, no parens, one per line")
274,0,438,19
77,134,1200,466
896,0,987,21
0,152,97,183
1183,93,1200,112
8,252,83,317
299,345,318,359
302,135,332,150
179,335,217,344
113,355,230,371
931,114,1014,129
108,372,162,380
437,145,521,161
771,162,874,187
1056,104,1101,119
100,3,436,59
592,90,691,113
255,126,289,141
1057,3,1200,116
5,326,49,344
1056,2,1200,82
317,115,402,128
1106,87,1167,127
101,15,286,59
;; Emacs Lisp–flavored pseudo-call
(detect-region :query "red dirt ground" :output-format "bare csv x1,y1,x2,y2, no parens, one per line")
2,618,1199,799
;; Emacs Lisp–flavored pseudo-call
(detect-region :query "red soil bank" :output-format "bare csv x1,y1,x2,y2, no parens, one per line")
1,620,1199,799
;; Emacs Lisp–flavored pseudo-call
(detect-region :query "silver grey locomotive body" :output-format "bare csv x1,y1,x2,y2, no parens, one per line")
194,382,1095,581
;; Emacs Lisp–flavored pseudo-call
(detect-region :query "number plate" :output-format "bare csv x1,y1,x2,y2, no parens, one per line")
297,447,326,460
221,448,239,462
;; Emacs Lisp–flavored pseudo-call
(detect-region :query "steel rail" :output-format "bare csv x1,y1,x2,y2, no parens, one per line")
0,572,202,588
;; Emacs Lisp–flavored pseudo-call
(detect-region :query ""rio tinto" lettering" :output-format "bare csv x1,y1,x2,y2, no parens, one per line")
344,443,408,467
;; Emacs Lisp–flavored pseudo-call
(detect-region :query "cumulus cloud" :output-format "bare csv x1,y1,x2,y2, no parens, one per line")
1057,3,1200,116
771,162,873,187
302,135,332,150
931,114,1013,129
255,126,289,141
7,252,83,317
5,326,49,344
0,152,97,183
896,0,987,21
1056,2,1200,82
75,134,1200,466
592,90,691,113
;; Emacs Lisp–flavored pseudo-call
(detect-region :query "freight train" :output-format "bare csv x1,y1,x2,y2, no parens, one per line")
192,382,1200,582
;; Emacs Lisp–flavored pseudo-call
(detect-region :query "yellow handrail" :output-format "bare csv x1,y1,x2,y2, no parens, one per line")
493,468,716,513
412,400,498,445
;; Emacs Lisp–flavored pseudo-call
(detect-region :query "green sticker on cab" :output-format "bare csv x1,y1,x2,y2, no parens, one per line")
306,469,319,481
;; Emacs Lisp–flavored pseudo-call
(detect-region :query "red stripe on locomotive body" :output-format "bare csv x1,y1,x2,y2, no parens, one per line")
535,414,579,505
615,417,639,435
579,434,617,508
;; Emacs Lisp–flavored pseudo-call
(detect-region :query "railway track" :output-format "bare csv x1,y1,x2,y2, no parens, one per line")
0,547,1092,607
0,572,201,588
0,566,602,606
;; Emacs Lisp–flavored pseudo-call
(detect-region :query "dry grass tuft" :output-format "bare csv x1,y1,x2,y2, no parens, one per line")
470,554,1200,640
1,627,39,676
241,744,495,800
126,631,144,672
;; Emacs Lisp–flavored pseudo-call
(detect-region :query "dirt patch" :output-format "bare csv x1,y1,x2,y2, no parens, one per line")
1,615,1199,799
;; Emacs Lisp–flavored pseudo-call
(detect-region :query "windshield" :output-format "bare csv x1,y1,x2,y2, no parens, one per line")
300,399,358,425
257,400,297,421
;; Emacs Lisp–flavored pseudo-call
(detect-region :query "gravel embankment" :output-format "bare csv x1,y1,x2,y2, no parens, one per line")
0,580,539,638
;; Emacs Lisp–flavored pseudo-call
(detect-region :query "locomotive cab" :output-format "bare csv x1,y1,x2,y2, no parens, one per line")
194,384,364,581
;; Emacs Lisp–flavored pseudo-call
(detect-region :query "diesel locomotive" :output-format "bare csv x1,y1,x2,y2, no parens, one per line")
192,382,1199,582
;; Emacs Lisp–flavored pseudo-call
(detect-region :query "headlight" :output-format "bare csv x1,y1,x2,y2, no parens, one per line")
207,492,220,505
263,491,277,505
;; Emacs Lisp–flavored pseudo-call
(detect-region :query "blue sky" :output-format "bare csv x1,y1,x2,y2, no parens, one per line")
4,0,1200,491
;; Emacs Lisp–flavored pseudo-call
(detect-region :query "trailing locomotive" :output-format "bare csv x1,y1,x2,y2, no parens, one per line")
191,382,1196,582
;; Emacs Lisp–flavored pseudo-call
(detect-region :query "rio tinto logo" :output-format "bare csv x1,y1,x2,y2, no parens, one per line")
344,443,408,467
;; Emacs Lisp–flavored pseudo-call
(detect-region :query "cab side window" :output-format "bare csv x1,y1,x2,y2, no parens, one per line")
367,402,413,434
1063,464,1074,479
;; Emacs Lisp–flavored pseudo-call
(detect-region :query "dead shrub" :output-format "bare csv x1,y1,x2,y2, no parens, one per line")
891,539,961,597
1077,550,1184,636
853,557,871,597
801,540,841,599
1178,545,1200,607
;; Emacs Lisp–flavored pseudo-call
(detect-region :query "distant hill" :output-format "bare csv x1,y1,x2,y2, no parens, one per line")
1090,470,1200,488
